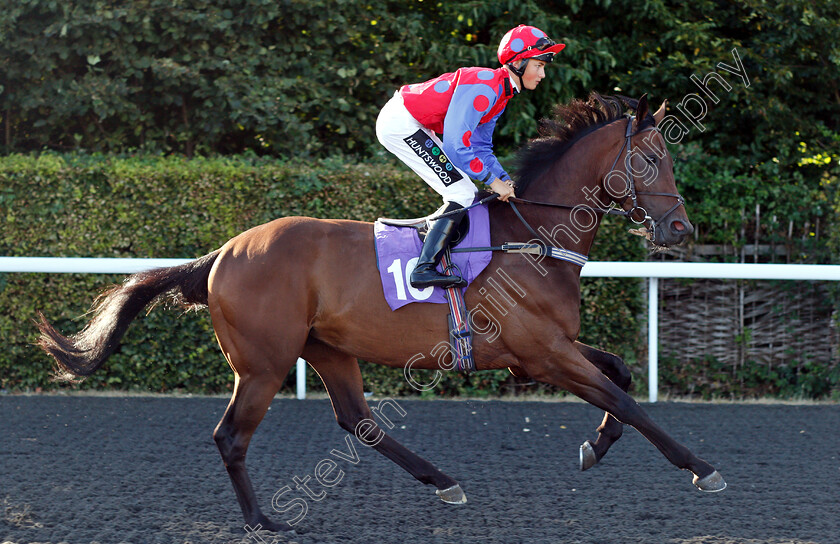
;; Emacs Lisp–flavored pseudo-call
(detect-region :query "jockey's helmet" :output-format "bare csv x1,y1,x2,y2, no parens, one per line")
497,24,565,71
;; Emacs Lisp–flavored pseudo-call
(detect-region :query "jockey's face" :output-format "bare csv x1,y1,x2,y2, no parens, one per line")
519,60,547,91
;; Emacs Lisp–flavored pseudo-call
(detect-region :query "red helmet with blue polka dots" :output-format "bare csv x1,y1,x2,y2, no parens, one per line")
497,25,565,66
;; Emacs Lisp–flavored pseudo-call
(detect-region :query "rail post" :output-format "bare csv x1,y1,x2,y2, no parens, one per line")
648,277,659,403
296,358,307,399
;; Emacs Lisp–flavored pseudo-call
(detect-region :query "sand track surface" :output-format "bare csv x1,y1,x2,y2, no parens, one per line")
2,396,838,544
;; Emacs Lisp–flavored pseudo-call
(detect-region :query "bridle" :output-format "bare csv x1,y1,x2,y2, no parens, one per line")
509,115,685,245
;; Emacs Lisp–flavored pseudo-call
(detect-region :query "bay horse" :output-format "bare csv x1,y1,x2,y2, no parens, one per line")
37,93,726,533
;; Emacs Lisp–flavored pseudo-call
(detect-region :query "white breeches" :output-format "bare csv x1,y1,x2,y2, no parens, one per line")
376,92,478,208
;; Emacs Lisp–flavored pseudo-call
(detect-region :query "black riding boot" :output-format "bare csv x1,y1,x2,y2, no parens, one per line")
410,203,467,289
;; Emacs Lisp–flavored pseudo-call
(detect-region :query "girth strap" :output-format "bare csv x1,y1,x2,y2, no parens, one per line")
451,242,588,267
440,249,475,373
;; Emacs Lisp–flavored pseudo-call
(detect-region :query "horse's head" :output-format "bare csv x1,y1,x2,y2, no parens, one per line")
607,94,693,248
512,93,693,253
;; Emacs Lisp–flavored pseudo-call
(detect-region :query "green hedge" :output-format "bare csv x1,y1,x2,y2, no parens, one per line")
0,153,646,396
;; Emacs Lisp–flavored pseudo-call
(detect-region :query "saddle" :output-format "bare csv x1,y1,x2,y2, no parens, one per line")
378,210,471,245
375,206,487,373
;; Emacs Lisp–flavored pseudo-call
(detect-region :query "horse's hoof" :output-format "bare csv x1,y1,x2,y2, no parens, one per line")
436,484,467,504
245,518,294,533
579,440,598,471
692,470,727,492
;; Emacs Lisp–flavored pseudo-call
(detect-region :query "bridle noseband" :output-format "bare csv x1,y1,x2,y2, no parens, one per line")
510,115,685,245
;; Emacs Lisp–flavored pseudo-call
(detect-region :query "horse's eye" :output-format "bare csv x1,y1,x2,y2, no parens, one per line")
645,154,658,165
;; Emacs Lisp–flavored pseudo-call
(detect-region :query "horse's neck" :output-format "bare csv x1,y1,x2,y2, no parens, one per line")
506,141,617,256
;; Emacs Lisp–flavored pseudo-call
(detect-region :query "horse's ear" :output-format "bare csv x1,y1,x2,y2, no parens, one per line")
653,99,668,126
635,93,649,127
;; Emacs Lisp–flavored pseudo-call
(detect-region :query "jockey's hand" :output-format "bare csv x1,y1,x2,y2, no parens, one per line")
489,178,516,202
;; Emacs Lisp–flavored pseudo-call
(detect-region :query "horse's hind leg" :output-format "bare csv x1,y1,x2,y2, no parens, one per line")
211,306,302,533
575,341,631,471
304,342,465,504
214,371,289,532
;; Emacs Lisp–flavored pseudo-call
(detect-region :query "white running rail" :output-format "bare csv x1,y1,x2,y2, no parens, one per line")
4,257,839,401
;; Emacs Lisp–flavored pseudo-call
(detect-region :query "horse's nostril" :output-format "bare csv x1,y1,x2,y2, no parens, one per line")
672,221,686,232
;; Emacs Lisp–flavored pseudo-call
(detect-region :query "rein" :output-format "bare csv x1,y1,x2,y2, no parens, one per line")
508,115,685,246
427,115,685,266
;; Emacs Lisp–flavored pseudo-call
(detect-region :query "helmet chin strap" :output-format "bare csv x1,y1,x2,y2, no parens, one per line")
506,58,530,90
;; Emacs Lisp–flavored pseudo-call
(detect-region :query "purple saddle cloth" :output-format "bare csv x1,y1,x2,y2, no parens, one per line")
374,205,492,311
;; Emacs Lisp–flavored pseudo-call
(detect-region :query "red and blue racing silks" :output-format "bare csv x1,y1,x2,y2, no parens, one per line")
400,67,516,185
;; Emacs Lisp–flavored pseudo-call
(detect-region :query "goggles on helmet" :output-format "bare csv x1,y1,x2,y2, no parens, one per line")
518,36,559,62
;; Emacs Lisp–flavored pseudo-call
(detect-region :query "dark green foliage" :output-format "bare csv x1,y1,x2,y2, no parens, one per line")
4,1,837,158
0,0,428,156
660,353,840,401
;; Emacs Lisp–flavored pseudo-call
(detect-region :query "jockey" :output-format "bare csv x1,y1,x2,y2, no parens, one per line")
376,24,565,289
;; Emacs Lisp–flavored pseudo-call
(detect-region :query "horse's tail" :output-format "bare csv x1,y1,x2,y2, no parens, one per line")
36,249,222,380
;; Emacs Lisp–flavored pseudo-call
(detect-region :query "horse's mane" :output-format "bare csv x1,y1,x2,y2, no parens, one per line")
513,92,654,194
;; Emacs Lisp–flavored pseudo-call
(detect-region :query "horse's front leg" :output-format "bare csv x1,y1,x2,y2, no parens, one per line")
574,341,631,471
524,342,726,492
